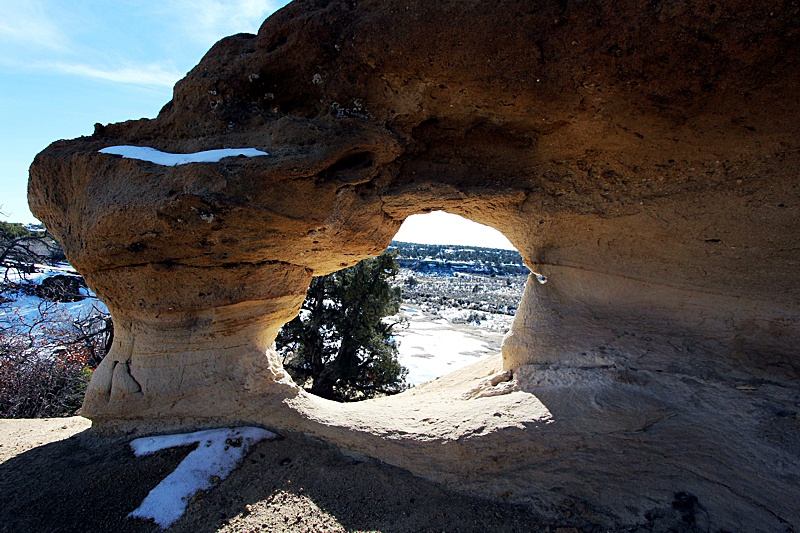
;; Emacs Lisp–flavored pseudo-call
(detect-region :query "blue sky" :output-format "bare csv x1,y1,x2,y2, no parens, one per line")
0,1,515,250
1,0,287,223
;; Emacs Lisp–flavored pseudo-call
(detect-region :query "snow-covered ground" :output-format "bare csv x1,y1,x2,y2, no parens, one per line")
3,264,515,388
390,267,522,386
392,306,509,386
436,307,514,332
1,264,108,329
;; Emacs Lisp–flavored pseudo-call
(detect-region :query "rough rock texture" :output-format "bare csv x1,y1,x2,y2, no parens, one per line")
28,0,799,530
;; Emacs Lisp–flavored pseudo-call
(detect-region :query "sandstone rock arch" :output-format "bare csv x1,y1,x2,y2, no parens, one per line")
28,0,799,529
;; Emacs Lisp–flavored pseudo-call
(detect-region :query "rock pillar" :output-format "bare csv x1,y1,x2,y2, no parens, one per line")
80,262,310,430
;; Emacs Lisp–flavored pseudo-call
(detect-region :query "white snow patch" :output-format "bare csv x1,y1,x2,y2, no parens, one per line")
99,146,269,166
395,325,494,385
128,427,277,528
0,292,104,326
387,307,511,385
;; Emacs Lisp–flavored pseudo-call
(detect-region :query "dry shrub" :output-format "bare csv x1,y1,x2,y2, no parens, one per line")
0,303,110,418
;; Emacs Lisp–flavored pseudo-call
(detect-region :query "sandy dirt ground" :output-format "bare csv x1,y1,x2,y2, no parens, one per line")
0,416,606,533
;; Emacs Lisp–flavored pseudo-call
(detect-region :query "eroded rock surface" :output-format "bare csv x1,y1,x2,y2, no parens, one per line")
28,0,799,530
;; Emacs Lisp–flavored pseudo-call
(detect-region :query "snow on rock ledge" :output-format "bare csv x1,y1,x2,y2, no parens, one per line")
99,146,268,166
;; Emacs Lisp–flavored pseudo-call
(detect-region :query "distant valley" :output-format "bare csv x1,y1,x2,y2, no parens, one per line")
386,241,530,385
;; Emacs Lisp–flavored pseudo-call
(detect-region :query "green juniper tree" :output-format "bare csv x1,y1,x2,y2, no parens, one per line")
276,251,408,401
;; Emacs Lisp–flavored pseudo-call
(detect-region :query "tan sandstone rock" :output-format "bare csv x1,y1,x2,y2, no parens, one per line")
28,0,799,530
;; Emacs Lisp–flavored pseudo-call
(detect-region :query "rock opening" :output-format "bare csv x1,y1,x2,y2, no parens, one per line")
389,211,528,385
26,1,800,529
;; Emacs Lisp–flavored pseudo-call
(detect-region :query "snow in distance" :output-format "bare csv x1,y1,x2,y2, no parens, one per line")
2,264,108,326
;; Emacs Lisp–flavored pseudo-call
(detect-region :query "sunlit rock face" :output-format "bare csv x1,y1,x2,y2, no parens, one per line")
28,0,799,529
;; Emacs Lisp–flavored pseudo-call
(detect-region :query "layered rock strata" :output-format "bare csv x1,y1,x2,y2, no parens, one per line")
29,0,799,529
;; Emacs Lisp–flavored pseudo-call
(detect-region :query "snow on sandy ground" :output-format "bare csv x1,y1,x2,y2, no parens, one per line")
2,292,105,329
128,427,277,528
99,146,268,166
393,307,508,385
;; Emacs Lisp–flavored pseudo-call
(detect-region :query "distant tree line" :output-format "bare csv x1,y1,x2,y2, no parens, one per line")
389,241,524,266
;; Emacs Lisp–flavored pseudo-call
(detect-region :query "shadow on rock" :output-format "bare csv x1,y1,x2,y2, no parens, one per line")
169,430,569,533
